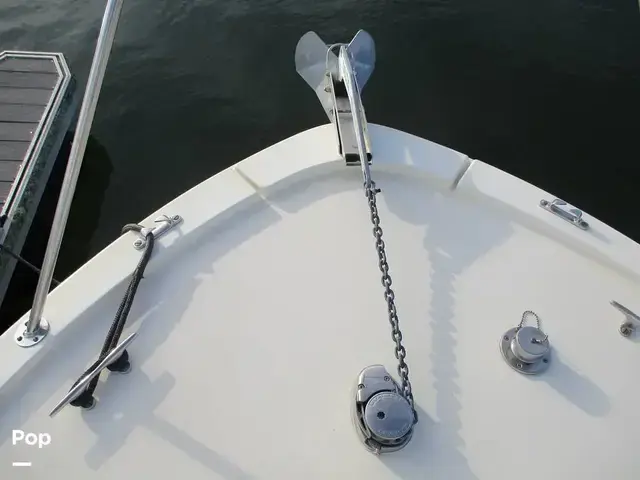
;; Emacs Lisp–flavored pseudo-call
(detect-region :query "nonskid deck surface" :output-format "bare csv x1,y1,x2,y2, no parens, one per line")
0,125,639,479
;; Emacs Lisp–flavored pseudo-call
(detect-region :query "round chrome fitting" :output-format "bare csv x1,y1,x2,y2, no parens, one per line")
620,322,634,338
364,391,414,442
500,326,551,375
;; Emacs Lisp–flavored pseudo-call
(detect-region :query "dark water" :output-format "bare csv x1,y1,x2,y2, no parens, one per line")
1,0,640,323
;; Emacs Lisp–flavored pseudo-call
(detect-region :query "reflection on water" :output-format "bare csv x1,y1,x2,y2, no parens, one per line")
0,135,112,328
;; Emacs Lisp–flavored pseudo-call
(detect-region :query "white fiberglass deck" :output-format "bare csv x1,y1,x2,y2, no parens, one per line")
1,124,639,479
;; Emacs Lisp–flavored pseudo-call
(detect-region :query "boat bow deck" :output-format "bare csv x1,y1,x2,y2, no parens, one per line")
1,124,639,479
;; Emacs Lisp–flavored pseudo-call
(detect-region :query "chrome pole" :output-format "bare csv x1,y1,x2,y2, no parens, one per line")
16,0,125,347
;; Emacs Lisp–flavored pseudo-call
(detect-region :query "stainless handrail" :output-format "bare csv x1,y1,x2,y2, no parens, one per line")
16,0,125,347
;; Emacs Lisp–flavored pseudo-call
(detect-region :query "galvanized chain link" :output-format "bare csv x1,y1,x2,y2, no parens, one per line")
365,181,416,420
518,310,548,342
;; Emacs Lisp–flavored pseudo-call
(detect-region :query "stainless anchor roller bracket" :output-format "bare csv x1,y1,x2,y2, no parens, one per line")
352,365,416,454
133,214,182,250
500,311,551,375
295,30,375,167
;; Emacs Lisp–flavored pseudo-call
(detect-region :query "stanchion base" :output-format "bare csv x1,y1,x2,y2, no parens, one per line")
15,318,50,347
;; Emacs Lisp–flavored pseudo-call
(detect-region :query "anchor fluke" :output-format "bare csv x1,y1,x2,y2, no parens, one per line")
295,30,376,120
345,30,375,91
294,30,376,166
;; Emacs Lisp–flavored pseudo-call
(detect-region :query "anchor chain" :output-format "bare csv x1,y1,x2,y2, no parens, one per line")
365,181,416,420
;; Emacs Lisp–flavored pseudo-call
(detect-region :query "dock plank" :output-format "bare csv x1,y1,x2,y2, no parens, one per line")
0,180,11,204
0,71,58,89
0,104,46,123
0,52,71,220
0,57,57,73
0,87,52,105
0,141,29,161
0,122,39,142
0,160,20,182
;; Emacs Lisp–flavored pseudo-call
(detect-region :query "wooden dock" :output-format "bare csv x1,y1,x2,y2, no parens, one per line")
0,51,77,305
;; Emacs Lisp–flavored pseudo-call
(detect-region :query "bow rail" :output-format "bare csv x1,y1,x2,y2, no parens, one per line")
15,0,125,347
